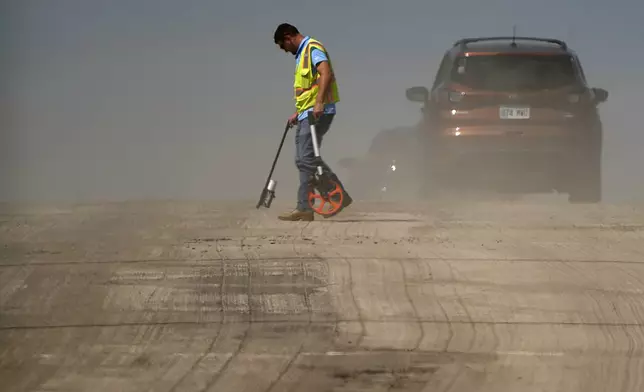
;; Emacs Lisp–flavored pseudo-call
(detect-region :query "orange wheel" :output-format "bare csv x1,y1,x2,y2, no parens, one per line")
307,179,344,217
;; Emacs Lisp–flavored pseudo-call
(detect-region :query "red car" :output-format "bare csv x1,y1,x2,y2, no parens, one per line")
406,36,608,203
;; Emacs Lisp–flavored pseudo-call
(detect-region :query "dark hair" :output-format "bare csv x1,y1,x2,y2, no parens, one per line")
274,23,299,43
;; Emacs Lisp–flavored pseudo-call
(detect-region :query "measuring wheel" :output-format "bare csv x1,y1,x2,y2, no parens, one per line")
307,176,344,217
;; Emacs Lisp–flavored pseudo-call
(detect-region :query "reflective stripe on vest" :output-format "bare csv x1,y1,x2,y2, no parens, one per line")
294,73,337,97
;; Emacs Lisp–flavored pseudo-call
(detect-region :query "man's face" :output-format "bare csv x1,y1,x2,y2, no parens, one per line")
276,35,298,55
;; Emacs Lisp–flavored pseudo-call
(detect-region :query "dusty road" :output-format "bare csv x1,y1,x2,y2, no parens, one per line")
2,199,644,391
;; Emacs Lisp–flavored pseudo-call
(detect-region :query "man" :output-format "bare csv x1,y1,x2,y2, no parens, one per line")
273,23,352,221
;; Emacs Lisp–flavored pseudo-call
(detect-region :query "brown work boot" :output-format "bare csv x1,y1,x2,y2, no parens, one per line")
278,209,314,221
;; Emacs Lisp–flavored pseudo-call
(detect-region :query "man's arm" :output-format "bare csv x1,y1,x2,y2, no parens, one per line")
312,48,332,106
315,61,332,105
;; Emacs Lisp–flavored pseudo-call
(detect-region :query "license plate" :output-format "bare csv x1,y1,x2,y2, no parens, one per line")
500,106,530,119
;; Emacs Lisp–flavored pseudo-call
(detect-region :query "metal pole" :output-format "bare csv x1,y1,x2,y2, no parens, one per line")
256,121,291,209
308,112,324,176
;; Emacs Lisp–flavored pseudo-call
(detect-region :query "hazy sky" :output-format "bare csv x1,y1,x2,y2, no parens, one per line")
3,0,643,202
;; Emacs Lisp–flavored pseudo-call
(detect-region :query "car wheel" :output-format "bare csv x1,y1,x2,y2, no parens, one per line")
567,148,602,204
418,153,443,200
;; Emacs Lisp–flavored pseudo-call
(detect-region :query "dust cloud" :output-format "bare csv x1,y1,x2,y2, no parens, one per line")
1,1,643,204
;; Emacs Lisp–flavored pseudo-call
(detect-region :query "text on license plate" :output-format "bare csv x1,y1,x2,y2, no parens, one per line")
499,106,530,119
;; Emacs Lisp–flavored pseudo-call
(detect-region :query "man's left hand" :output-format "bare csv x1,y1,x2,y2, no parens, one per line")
313,102,324,119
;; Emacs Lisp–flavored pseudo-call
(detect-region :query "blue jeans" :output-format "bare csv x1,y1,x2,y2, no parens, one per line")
294,113,346,211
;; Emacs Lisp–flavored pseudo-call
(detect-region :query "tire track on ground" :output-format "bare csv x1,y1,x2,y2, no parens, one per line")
337,218,367,348
6,318,644,331
441,257,477,353
421,259,454,352
334,251,366,348
399,222,454,354
398,259,425,351
262,223,313,392
562,260,618,325
265,258,314,392
200,231,254,392
5,256,644,268
167,238,227,392
275,219,339,392
617,265,644,324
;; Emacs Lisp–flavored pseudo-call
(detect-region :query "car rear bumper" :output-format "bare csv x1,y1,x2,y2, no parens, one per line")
422,130,592,189
430,133,578,158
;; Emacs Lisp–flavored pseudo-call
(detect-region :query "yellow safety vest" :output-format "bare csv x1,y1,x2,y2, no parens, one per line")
293,37,340,114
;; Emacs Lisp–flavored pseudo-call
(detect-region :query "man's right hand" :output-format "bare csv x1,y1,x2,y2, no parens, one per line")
288,113,298,127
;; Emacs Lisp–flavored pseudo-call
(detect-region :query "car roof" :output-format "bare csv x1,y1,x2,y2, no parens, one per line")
449,37,574,56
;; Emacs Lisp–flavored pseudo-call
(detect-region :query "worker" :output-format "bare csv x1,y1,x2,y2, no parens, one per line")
273,23,352,221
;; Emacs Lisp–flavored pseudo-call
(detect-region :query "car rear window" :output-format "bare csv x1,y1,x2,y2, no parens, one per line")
450,54,579,91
